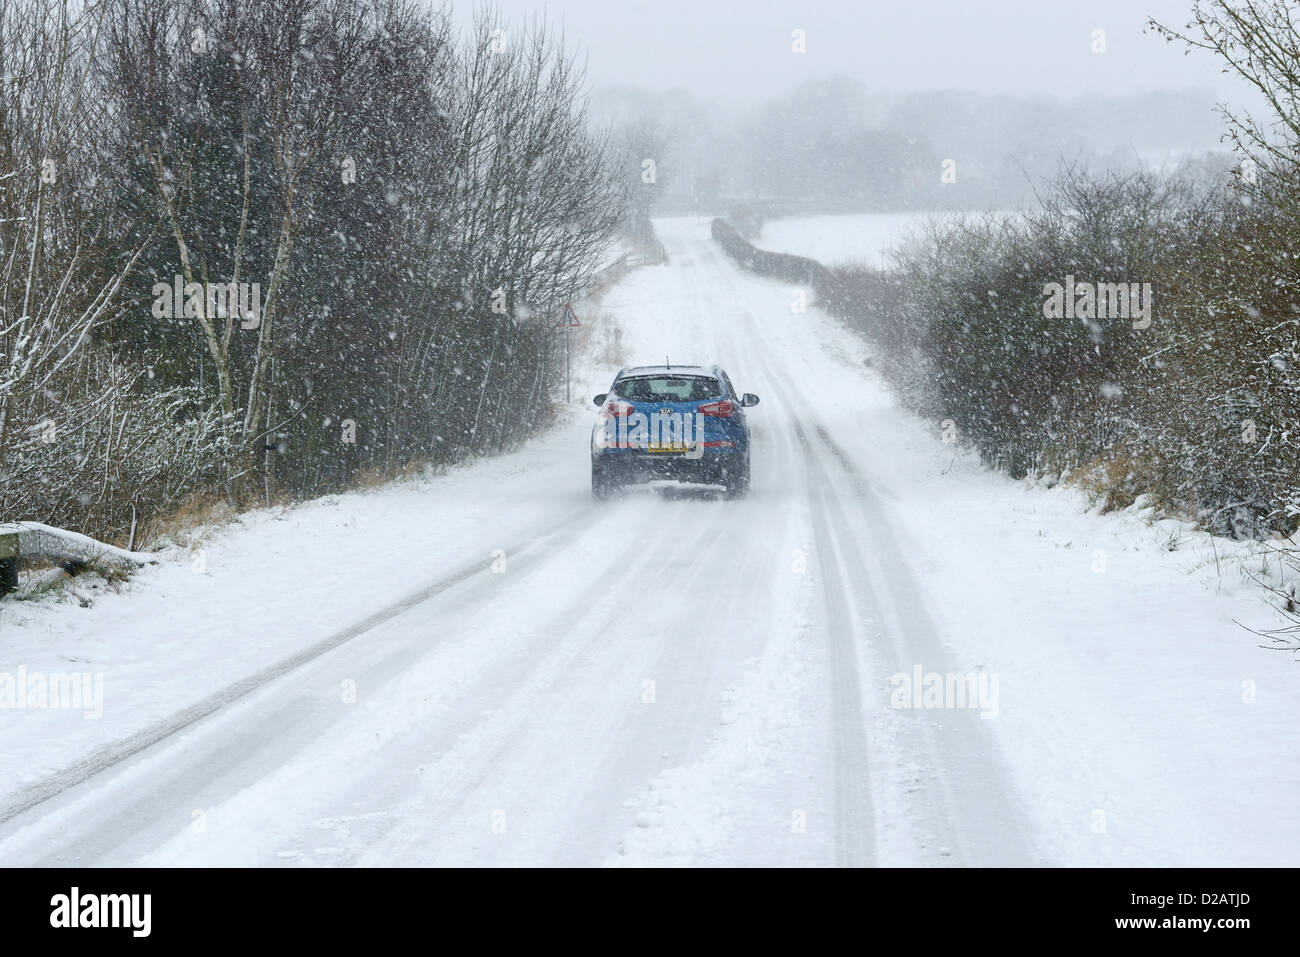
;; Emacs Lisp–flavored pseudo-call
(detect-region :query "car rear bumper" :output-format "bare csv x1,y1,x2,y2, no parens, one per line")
594,448,746,486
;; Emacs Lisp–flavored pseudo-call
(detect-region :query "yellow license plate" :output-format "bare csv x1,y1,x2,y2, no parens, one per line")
648,443,689,453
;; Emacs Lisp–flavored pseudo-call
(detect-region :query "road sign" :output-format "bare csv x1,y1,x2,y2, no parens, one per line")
556,303,580,402
557,303,581,328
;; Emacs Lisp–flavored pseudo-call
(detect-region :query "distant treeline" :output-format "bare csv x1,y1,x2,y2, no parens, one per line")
595,80,1226,214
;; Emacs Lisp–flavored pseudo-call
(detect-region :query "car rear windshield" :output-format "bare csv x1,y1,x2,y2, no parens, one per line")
613,375,722,402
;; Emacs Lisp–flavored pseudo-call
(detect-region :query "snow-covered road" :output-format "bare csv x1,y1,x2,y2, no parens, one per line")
1,217,1296,867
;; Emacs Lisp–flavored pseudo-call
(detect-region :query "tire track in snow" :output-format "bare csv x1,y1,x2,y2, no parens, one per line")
664,235,862,864
0,505,599,833
740,347,874,866
734,256,1035,865
789,418,876,866
352,502,741,866
26,499,702,865
799,406,1036,864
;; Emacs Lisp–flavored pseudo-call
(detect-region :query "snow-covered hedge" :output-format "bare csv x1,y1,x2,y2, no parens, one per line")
822,167,1300,538
0,0,626,545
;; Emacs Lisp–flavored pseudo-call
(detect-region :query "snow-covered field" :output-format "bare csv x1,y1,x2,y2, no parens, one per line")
0,215,1295,866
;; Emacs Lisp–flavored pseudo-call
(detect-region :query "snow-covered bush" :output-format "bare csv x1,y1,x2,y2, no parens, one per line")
0,359,225,543
815,162,1300,536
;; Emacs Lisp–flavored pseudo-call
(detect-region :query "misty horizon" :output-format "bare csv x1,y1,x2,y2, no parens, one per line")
456,0,1266,109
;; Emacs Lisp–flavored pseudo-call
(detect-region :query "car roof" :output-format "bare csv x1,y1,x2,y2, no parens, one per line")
617,364,719,378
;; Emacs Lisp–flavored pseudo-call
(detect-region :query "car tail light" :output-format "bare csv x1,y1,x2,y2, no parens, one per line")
697,399,735,417
604,400,635,417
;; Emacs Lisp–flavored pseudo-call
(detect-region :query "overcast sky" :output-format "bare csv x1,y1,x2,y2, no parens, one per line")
452,0,1257,107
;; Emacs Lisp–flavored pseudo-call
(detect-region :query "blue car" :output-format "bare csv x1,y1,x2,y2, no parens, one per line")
590,363,759,499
